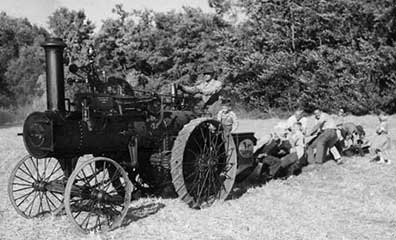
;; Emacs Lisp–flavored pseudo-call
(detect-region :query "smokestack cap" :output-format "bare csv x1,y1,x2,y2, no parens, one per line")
41,38,67,48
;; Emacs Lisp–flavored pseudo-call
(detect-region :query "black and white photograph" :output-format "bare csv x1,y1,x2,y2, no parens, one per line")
0,0,396,239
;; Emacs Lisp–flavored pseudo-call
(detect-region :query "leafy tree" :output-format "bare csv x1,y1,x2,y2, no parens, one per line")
211,0,396,114
48,7,95,65
5,44,46,105
48,8,95,98
0,12,48,107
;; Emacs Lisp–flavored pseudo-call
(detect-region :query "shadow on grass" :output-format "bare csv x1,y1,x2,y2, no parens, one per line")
227,161,308,200
227,165,266,200
121,202,166,227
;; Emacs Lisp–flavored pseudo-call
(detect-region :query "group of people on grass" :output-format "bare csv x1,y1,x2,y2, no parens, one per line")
175,65,391,181
257,108,391,180
215,101,392,181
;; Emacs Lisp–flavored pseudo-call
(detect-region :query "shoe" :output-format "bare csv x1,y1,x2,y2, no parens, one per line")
370,156,380,162
257,153,268,159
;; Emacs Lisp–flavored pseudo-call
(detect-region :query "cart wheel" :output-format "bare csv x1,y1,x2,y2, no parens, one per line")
64,157,133,234
171,118,237,209
8,155,65,218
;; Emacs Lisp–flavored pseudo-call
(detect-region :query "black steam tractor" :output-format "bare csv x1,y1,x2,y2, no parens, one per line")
8,38,258,233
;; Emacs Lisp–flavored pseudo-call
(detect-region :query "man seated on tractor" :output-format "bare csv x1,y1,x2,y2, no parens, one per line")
178,65,223,111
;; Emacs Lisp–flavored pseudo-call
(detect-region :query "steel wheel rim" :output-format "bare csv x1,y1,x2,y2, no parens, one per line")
184,121,236,207
64,157,132,234
170,118,237,209
8,155,65,218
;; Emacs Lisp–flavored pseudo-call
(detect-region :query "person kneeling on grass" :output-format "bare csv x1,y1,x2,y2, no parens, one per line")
259,122,306,180
336,122,369,157
370,113,391,164
307,109,342,164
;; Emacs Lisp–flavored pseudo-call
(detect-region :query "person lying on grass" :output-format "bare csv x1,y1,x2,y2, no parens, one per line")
259,121,307,180
256,109,307,159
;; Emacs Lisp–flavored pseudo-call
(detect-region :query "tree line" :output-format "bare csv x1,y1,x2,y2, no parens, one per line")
0,0,395,117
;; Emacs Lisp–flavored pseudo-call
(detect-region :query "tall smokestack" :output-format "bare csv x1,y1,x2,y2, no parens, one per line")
41,38,67,113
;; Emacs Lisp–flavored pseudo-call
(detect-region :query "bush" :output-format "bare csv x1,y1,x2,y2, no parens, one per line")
0,109,16,126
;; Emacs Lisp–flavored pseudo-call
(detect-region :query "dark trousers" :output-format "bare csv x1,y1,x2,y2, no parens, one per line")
261,155,282,177
281,152,299,168
307,129,338,164
256,139,291,158
262,152,301,178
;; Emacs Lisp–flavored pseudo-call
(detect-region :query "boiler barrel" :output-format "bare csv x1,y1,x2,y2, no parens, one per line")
23,111,131,158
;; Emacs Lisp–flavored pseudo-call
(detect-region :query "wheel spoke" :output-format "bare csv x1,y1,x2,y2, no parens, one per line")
206,168,213,201
198,168,211,202
13,186,33,192
81,211,92,229
191,132,204,153
26,191,39,216
100,162,107,190
15,189,35,207
38,192,44,215
95,215,101,231
14,175,33,184
44,161,61,181
22,162,37,181
43,192,56,211
200,126,208,155
13,182,31,187
30,156,40,180
42,158,48,180
18,165,36,182
185,148,200,160
72,209,82,219
185,170,199,181
79,168,94,186
49,191,63,203
88,163,98,187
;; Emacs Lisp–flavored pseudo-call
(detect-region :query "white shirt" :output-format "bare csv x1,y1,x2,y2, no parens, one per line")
217,109,238,132
288,130,305,158
286,115,308,132
196,79,223,95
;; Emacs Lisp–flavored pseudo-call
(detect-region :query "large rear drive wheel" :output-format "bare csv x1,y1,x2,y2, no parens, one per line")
170,118,237,209
64,157,133,234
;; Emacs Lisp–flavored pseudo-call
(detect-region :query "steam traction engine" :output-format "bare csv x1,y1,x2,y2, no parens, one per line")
7,38,257,233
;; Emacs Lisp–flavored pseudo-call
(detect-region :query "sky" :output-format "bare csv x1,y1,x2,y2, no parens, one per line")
0,0,213,29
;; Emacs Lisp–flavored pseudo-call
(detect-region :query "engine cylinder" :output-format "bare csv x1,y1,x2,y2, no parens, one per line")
41,38,67,114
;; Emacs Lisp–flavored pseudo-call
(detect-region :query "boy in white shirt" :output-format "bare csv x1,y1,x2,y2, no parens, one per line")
217,98,238,137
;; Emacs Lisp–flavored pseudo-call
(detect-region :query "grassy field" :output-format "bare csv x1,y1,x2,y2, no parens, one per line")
1,116,396,240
